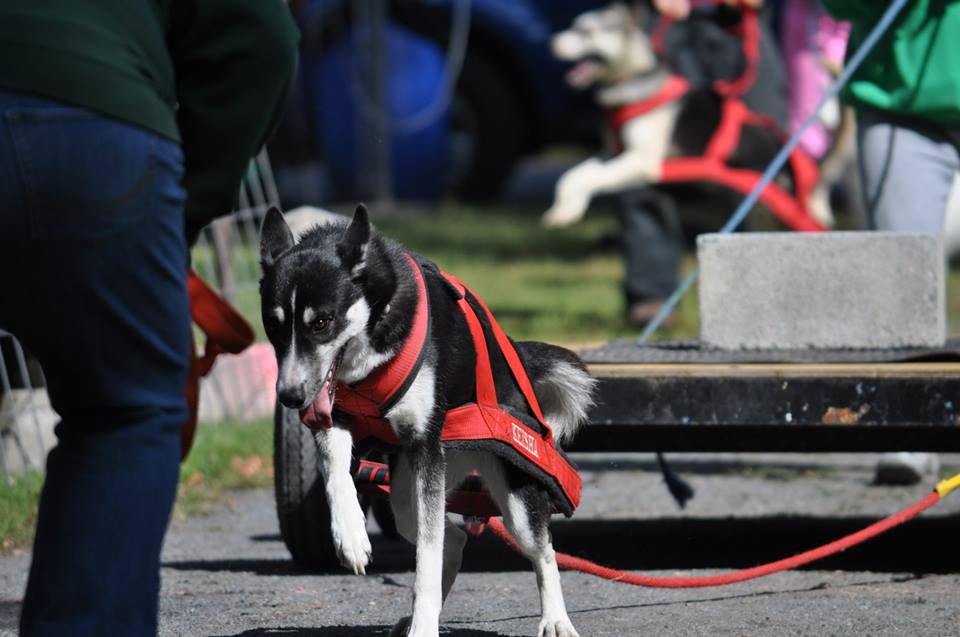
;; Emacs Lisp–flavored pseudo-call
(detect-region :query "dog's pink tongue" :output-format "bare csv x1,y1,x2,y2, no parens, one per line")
299,381,333,430
566,60,600,89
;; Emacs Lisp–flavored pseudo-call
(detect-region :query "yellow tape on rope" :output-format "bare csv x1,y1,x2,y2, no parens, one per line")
934,473,960,498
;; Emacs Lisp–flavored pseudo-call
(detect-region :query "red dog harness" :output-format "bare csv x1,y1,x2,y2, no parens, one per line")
313,254,583,517
608,7,826,232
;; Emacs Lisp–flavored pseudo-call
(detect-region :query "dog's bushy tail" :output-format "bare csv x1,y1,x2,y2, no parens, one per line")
516,342,597,445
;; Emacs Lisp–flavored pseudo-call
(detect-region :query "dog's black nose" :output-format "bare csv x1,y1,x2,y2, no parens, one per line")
278,385,306,408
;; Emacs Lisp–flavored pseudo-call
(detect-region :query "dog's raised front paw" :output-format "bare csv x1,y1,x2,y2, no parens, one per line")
538,617,580,637
542,203,586,228
330,501,372,574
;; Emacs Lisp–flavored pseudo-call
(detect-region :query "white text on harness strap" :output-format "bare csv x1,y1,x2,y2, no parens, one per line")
512,422,539,458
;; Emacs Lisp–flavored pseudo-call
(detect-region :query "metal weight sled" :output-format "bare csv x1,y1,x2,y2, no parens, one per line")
576,339,960,454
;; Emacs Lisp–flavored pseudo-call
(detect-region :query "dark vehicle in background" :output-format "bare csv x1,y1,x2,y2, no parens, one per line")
270,0,605,205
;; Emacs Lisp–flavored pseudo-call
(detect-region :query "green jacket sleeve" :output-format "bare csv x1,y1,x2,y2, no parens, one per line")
168,0,299,244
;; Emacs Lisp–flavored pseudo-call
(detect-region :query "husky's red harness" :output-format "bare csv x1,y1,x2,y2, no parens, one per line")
606,8,825,232
314,254,583,517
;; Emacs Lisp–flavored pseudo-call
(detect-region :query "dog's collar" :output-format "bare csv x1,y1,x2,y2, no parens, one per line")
596,67,672,108
604,74,690,132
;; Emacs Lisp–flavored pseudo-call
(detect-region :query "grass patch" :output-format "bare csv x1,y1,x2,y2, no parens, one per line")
379,204,960,342
0,472,43,553
193,202,960,344
0,419,275,551
176,418,274,517
376,204,700,344
193,203,701,345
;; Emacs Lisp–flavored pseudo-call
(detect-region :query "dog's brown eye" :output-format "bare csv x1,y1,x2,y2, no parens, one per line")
311,318,330,333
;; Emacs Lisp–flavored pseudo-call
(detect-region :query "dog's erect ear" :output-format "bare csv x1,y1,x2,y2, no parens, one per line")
337,204,371,280
260,207,295,268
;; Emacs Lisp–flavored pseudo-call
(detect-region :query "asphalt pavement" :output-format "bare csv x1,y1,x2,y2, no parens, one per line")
2,452,959,636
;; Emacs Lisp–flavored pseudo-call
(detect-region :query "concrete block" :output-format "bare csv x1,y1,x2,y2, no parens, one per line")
697,232,946,350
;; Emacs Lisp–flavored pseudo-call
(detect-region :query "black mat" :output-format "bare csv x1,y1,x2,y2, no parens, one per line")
579,338,960,365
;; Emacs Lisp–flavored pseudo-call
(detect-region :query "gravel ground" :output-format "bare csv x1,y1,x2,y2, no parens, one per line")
2,453,959,636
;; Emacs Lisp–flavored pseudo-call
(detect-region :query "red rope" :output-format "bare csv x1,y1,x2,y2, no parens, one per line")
485,491,941,588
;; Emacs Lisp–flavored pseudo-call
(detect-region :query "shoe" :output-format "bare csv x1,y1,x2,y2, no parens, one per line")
874,452,940,486
628,300,676,329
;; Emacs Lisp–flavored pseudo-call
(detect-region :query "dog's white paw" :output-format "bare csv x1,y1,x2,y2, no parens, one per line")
538,617,580,637
542,203,587,228
330,500,372,575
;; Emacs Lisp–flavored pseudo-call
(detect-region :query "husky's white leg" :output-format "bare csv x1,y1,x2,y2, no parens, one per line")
508,498,577,637
389,444,448,637
544,104,675,228
479,456,579,637
409,443,446,637
543,157,607,228
390,453,468,605
315,424,371,574
584,149,662,195
543,150,662,228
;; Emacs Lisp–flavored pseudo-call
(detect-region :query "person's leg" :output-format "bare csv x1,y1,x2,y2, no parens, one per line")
858,111,960,232
0,92,189,636
619,187,683,325
856,110,960,484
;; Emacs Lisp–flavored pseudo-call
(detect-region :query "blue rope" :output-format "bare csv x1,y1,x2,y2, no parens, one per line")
637,0,910,343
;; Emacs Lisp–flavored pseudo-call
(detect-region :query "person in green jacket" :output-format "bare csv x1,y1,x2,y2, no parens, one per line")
822,0,958,484
0,0,299,243
822,0,960,230
0,2,298,635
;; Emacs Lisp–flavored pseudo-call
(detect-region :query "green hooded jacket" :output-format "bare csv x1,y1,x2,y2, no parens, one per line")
0,0,300,240
821,0,960,128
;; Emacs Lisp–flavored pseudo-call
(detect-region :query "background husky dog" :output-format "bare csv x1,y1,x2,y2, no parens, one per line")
543,2,834,229
259,205,595,637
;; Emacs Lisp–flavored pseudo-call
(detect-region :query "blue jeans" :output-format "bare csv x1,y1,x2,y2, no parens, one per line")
0,92,190,636
619,188,683,304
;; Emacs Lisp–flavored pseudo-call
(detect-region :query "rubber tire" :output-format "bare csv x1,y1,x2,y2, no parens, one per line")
450,52,527,201
273,402,340,570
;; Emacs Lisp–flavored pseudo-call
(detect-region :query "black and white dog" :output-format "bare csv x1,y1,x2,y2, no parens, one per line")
259,205,595,637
